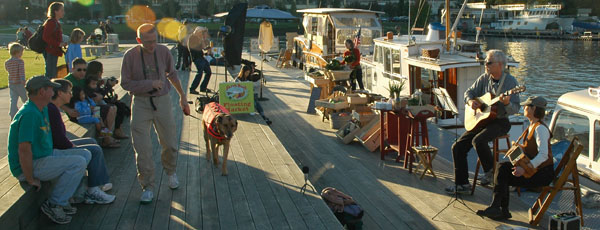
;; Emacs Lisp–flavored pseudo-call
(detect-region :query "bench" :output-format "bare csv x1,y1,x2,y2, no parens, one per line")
0,86,129,229
82,45,107,57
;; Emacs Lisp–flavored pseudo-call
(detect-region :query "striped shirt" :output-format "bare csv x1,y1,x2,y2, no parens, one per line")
4,58,25,85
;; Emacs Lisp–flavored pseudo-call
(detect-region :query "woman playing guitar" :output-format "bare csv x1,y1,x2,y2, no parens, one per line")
477,96,554,220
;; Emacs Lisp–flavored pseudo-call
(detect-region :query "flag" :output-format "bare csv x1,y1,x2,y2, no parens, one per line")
354,27,361,47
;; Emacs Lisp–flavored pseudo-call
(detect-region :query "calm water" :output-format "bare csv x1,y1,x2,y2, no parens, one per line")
476,36,600,108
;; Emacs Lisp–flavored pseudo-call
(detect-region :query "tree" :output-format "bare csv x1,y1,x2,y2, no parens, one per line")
66,2,91,21
410,0,431,29
160,0,181,18
289,0,298,16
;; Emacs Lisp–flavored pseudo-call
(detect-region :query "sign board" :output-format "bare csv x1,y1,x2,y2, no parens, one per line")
250,37,279,53
218,82,255,114
306,87,321,114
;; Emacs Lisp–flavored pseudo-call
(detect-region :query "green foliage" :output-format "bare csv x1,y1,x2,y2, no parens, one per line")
160,0,181,18
325,59,343,70
386,80,405,98
410,0,431,30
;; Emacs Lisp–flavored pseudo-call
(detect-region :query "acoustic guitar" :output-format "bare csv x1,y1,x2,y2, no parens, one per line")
464,85,526,131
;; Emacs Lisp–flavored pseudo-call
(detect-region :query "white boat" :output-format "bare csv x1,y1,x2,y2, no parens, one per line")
361,21,518,127
292,8,383,70
549,88,600,182
491,4,574,31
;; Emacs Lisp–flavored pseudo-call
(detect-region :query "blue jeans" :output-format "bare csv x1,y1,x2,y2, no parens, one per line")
71,138,110,187
19,148,90,206
43,51,59,79
190,57,212,91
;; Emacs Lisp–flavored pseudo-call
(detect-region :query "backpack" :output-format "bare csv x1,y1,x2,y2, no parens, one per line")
28,20,55,54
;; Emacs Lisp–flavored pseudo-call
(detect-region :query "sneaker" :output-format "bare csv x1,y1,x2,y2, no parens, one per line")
140,189,154,204
41,200,72,224
478,170,494,186
189,89,200,95
101,183,113,192
445,184,472,195
63,204,77,215
168,173,179,189
84,188,116,204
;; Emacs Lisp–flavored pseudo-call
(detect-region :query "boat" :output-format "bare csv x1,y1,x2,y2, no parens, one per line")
549,88,600,182
361,20,518,127
490,4,574,31
292,8,383,71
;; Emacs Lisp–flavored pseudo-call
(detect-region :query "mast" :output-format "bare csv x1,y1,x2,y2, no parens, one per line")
445,0,450,51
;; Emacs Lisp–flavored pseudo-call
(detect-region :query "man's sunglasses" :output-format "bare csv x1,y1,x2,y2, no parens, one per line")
76,68,86,72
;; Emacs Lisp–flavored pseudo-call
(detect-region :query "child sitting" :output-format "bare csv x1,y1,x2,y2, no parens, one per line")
70,86,111,136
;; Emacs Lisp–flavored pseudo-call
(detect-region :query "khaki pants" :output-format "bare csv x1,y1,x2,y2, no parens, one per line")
131,94,178,190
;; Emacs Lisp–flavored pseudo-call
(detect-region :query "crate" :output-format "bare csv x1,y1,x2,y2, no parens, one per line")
347,93,369,105
421,48,440,59
315,97,349,110
336,121,361,144
325,70,352,81
352,110,378,127
355,117,381,152
307,73,330,85
329,112,352,129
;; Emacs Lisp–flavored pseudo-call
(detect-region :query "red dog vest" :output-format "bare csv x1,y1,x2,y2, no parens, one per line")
202,102,230,140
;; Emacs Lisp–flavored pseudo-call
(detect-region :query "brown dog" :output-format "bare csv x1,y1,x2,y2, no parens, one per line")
202,102,238,175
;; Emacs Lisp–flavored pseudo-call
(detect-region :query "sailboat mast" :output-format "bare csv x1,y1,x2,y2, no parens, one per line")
445,0,450,51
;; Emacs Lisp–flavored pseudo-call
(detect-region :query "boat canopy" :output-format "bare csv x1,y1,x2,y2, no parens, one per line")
557,89,600,116
297,8,384,15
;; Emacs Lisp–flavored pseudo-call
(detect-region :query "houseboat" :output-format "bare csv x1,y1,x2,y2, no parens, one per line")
549,88,600,182
292,8,383,70
361,22,518,127
491,4,574,31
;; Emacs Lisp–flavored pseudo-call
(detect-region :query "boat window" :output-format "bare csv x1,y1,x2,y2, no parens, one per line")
336,29,378,46
595,120,600,162
509,21,513,25
374,45,382,63
317,17,326,36
551,110,589,158
524,21,528,25
517,22,521,25
384,47,391,73
332,16,379,28
392,49,401,74
311,17,318,35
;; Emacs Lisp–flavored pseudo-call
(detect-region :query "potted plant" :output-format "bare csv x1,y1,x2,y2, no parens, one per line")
387,80,406,110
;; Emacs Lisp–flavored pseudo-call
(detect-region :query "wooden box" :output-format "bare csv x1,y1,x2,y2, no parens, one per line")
325,70,352,81
352,110,378,127
315,97,349,110
355,117,382,152
335,121,361,144
421,48,440,59
329,112,352,129
347,93,369,104
307,73,330,85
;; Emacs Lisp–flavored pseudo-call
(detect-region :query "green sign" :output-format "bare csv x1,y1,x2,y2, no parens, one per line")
219,82,255,114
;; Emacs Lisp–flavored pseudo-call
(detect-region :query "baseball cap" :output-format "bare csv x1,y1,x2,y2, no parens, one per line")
520,96,547,109
25,76,61,91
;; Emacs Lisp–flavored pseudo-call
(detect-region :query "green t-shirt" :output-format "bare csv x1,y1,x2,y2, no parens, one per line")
64,73,85,89
8,101,53,177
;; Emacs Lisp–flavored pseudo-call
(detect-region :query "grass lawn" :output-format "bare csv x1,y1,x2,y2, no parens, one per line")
0,49,97,89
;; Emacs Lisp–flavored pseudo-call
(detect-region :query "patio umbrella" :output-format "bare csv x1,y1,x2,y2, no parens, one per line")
215,5,296,19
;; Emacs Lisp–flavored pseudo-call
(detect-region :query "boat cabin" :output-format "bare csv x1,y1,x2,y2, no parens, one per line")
550,89,600,182
362,24,498,125
293,8,383,70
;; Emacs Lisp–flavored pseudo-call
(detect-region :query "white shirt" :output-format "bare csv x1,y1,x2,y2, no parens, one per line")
524,124,551,168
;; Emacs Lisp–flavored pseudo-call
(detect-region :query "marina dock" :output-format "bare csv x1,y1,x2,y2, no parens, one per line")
1,47,599,229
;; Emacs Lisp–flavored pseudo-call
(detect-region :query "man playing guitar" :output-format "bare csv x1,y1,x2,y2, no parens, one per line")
445,50,521,194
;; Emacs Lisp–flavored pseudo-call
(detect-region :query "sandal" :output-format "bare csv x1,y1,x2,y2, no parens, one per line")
101,137,121,148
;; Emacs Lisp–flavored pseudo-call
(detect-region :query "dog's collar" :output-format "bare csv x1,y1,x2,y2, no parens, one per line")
208,121,226,140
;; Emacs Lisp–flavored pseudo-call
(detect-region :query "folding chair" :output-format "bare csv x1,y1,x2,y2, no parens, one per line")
528,137,584,226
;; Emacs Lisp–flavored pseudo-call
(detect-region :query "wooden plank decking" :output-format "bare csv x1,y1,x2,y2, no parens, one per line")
0,52,340,229
250,54,550,229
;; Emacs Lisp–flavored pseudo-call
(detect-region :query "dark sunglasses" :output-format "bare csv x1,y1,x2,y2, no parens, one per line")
485,61,495,66
76,68,87,72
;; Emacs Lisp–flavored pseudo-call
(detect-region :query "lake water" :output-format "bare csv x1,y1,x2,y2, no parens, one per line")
474,36,600,108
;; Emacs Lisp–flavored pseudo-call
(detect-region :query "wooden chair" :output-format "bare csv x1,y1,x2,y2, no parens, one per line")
276,48,292,68
528,137,584,226
471,134,511,195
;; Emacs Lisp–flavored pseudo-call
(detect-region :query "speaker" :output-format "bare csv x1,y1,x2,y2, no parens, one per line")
223,3,247,66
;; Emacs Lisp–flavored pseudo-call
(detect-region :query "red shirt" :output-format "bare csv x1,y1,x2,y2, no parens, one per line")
340,48,361,69
42,18,63,57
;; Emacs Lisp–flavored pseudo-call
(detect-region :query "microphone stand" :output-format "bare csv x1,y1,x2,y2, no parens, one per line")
257,51,269,101
430,88,474,220
300,166,315,195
